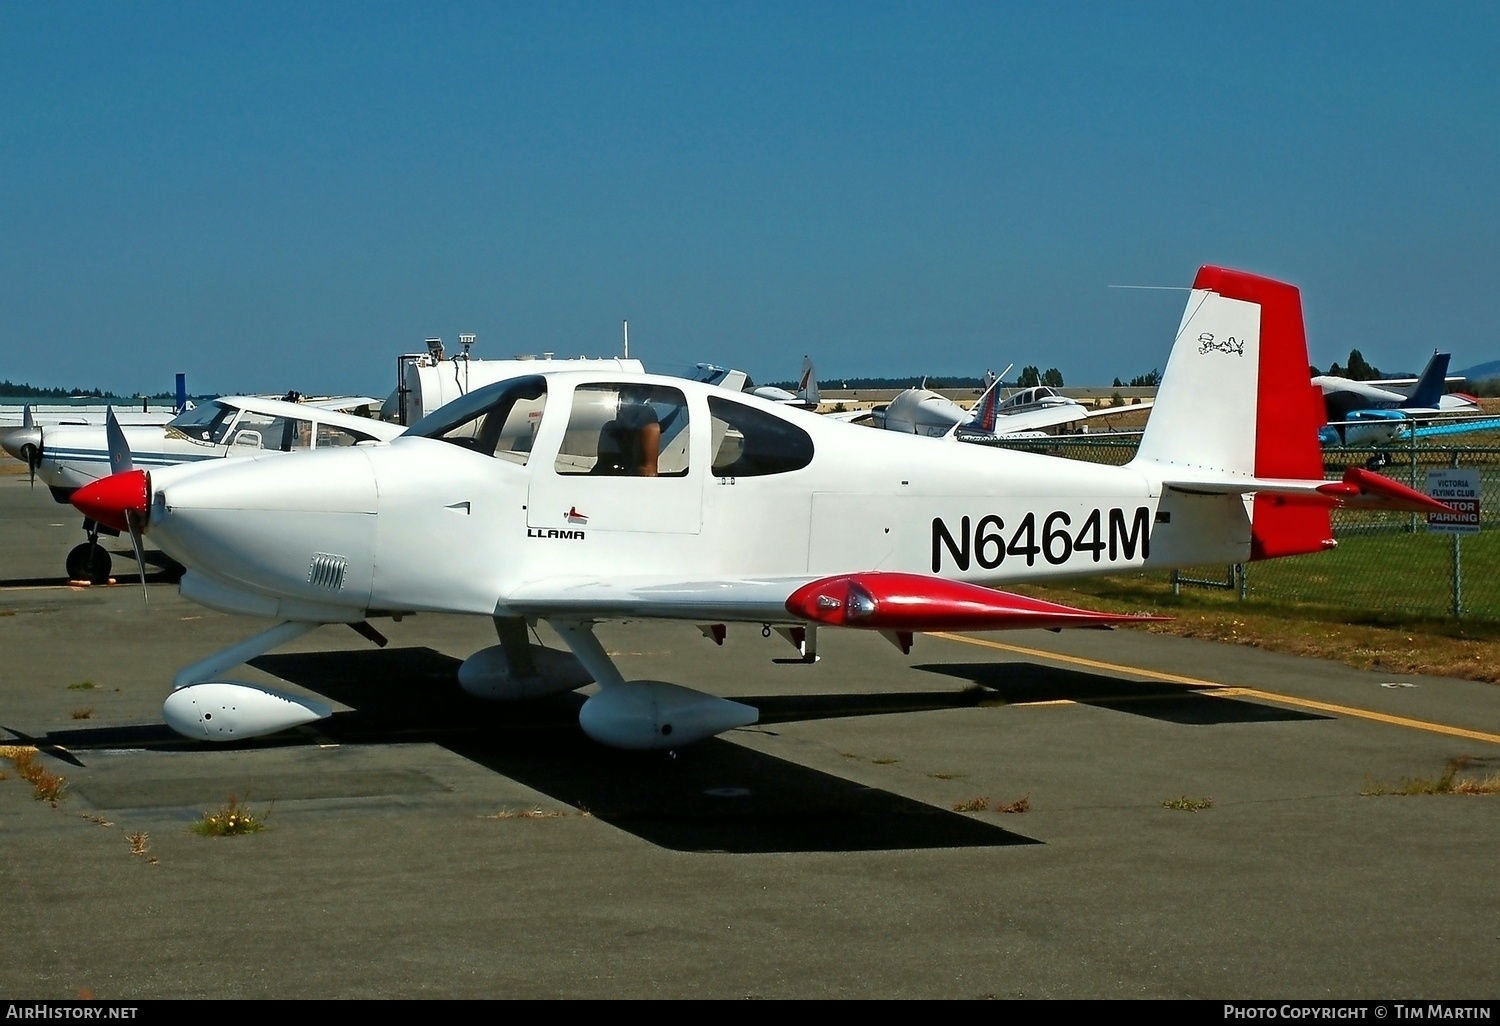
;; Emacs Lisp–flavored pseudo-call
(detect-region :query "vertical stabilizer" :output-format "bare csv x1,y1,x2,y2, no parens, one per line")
1132,266,1330,559
1401,351,1449,409
797,355,819,406
964,375,1005,435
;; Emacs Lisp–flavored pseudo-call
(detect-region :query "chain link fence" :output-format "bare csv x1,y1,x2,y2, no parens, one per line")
989,431,1500,621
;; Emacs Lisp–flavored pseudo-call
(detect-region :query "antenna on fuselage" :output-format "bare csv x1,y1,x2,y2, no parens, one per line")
623,320,630,359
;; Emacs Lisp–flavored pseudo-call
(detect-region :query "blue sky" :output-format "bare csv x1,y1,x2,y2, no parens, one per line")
3,2,1497,397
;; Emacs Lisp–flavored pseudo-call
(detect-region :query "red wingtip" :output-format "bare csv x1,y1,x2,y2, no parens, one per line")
71,470,148,533
786,573,1170,633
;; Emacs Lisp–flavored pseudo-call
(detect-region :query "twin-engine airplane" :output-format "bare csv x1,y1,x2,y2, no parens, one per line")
71,267,1449,752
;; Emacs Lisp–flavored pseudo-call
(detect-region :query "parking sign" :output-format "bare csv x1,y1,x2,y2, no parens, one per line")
1426,469,1481,534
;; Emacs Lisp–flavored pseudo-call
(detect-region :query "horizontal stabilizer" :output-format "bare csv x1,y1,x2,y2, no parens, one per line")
785,573,1169,632
1313,467,1454,513
1160,466,1453,514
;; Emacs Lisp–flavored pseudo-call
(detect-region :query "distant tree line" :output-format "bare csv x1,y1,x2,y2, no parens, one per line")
0,379,110,398
0,380,179,400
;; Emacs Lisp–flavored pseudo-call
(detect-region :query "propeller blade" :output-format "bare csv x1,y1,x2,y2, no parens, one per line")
124,509,149,604
105,408,134,475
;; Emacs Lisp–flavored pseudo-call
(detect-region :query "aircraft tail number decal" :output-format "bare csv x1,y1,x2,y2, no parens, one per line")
932,507,1150,573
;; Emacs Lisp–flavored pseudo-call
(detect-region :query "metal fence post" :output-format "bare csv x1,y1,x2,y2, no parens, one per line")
1450,449,1463,618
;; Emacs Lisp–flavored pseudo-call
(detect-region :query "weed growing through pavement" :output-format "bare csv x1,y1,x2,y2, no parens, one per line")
1,746,68,805
67,681,96,691
70,707,94,720
486,806,567,820
192,795,269,836
953,796,990,812
128,832,151,857
1163,795,1214,811
996,795,1031,814
1363,756,1500,796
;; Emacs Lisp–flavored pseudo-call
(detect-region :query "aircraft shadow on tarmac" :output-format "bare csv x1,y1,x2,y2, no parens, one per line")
8,645,1041,855
914,661,1331,726
0,546,183,590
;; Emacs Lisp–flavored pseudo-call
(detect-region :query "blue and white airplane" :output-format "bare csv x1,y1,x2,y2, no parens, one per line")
1316,351,1486,446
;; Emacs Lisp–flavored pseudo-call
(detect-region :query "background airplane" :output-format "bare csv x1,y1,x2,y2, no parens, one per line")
7,395,403,582
876,370,1151,440
1315,351,1488,445
685,355,820,409
71,266,1449,754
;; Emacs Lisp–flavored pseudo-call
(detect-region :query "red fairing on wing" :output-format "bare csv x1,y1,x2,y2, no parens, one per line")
785,572,1169,632
71,469,149,533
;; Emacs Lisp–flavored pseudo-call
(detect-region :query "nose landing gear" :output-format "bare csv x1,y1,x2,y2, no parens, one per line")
65,520,115,584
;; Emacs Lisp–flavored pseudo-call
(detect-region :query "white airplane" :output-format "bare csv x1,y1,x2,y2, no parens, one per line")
1315,351,1482,446
685,355,820,409
878,371,1150,440
5,395,403,582
70,266,1450,752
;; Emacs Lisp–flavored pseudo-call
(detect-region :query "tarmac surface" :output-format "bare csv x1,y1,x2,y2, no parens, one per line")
1,469,1498,999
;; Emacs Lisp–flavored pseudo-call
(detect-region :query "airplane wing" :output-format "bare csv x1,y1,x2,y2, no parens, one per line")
1405,416,1500,440
499,572,1166,634
305,396,384,412
956,399,1154,440
501,575,816,623
1085,399,1154,420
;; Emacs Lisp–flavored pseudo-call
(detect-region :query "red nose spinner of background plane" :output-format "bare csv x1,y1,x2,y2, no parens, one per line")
71,470,148,533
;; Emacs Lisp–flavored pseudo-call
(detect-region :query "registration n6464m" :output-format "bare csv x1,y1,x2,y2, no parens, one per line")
931,506,1151,573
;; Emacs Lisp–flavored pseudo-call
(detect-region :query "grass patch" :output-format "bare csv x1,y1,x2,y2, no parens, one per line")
1163,795,1214,811
1011,577,1500,685
1,746,68,805
70,706,94,720
191,795,269,836
1363,756,1500,796
67,680,96,691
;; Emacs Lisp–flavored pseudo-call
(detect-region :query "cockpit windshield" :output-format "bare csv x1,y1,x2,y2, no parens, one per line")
407,375,547,463
166,400,237,444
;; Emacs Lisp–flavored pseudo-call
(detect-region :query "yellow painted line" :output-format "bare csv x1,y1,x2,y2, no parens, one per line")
928,632,1500,746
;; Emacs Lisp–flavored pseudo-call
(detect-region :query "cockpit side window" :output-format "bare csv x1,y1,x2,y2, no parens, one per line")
312,424,375,448
407,375,547,464
555,383,691,476
708,397,813,477
229,411,294,451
